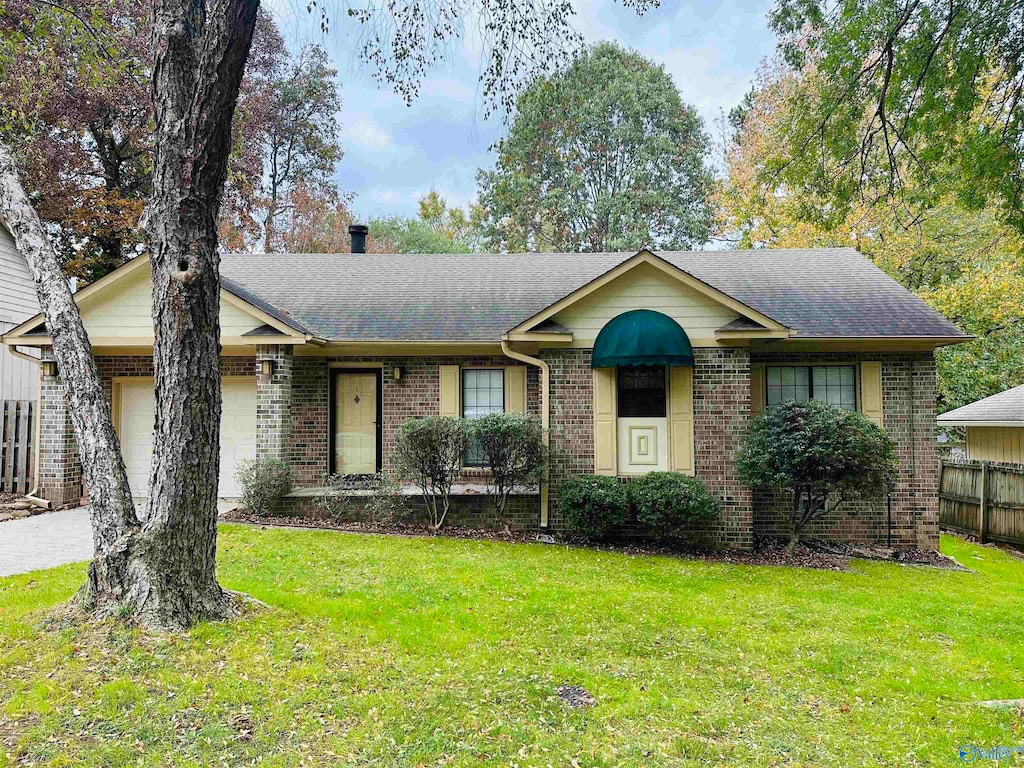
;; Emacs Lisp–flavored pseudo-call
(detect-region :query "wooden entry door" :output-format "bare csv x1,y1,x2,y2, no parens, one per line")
333,371,380,475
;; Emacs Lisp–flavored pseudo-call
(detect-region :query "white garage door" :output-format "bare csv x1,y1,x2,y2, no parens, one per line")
118,379,257,498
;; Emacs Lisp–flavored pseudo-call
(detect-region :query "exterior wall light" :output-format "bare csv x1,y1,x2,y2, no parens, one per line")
393,366,404,381
42,360,58,378
258,359,274,376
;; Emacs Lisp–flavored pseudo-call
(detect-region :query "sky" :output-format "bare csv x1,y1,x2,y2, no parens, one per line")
265,0,778,221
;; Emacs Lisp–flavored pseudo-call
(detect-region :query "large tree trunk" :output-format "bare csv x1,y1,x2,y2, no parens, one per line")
0,0,260,631
134,0,261,627
0,142,141,615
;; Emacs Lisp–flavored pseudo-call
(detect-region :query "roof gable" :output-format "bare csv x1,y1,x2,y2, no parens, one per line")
507,250,790,339
2,255,310,344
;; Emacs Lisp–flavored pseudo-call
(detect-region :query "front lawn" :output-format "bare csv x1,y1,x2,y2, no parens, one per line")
1,530,1022,766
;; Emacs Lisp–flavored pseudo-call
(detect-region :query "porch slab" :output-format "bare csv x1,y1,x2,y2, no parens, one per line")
284,484,540,498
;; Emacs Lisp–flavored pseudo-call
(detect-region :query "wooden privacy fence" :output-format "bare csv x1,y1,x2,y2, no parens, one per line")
939,459,1024,547
0,400,34,495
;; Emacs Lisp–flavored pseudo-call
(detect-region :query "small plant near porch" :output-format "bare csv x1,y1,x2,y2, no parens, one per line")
236,458,293,517
395,417,468,531
737,400,897,553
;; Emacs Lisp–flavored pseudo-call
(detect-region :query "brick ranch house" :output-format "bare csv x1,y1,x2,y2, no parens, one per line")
2,244,970,550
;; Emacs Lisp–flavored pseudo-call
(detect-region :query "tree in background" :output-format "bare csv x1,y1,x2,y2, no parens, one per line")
477,42,714,253
368,190,485,253
0,2,338,274
716,59,1024,411
768,0,1024,234
221,45,342,252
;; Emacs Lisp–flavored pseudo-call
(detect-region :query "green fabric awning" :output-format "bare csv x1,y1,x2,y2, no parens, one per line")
591,309,695,368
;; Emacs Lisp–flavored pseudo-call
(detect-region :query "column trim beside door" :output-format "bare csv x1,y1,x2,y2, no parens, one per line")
329,368,383,475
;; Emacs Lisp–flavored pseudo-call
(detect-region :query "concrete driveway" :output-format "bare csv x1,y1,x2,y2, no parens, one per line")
0,501,239,577
0,507,93,577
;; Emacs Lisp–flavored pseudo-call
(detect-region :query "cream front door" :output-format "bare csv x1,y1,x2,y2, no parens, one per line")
615,366,669,475
334,372,378,474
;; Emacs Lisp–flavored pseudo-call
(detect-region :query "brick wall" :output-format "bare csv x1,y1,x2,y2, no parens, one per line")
750,351,939,550
39,348,939,549
692,347,754,549
255,345,293,462
37,348,82,506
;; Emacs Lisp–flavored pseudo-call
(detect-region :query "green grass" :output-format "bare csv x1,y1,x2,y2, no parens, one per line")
1,530,1022,767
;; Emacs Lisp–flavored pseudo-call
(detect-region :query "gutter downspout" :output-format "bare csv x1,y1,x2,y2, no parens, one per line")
5,344,50,509
501,338,550,528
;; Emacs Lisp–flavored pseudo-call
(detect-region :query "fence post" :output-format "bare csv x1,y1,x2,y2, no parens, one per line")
979,461,989,544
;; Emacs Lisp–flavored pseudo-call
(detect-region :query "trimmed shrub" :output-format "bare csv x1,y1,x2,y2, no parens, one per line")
560,475,629,538
470,412,546,526
235,458,293,517
395,416,469,530
737,399,897,551
628,472,718,537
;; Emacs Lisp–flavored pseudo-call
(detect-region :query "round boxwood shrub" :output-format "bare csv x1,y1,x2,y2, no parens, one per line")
628,472,719,537
559,475,629,538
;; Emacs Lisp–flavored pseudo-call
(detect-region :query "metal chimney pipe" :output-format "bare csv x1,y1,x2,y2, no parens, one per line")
348,224,368,254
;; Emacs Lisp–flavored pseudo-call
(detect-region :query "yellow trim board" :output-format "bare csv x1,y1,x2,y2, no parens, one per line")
2,253,309,343
507,250,791,336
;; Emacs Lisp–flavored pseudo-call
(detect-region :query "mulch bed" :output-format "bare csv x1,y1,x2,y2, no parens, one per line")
219,508,966,572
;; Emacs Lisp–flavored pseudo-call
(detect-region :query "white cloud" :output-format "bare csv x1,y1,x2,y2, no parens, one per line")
343,116,394,151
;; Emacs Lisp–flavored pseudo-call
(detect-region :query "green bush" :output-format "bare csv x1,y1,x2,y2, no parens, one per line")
737,399,897,551
395,416,469,530
470,412,546,523
235,458,293,516
628,472,719,536
559,475,629,538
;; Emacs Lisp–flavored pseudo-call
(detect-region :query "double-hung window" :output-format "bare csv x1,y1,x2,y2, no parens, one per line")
766,365,856,410
462,368,504,465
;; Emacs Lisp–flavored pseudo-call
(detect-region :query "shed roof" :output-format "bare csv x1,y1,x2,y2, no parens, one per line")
938,384,1024,426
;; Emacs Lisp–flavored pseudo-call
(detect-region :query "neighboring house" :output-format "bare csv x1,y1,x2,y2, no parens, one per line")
2,240,970,549
938,384,1024,464
0,222,40,400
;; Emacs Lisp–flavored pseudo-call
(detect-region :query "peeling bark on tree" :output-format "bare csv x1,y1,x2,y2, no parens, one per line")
0,141,141,615
0,0,260,630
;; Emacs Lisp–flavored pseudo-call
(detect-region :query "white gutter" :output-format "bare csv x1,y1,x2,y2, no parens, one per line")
501,339,551,528
937,420,1024,428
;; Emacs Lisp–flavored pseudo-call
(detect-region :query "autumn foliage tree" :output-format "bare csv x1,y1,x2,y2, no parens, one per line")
0,2,338,276
716,57,1024,412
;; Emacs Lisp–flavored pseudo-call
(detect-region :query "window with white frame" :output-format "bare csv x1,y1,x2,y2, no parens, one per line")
766,365,856,410
462,368,504,465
